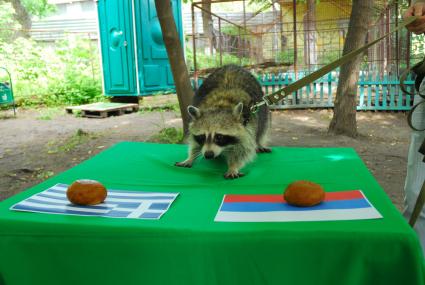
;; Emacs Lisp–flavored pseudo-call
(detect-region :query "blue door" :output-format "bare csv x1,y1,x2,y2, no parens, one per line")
97,0,137,96
135,0,184,95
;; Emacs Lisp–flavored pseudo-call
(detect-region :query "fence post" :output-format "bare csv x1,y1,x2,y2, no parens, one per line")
320,75,324,106
367,72,372,108
374,73,380,109
382,74,388,109
327,72,333,106
389,74,395,109
359,71,365,109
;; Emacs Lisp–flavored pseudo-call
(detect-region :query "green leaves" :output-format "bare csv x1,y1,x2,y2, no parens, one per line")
20,0,55,17
0,35,102,107
0,2,20,40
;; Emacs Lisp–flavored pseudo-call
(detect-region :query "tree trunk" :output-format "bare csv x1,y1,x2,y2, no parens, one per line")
155,0,194,137
328,0,374,137
303,0,317,68
201,1,214,55
5,0,31,39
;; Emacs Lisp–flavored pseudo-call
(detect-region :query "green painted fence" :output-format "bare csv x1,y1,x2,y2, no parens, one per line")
259,71,416,111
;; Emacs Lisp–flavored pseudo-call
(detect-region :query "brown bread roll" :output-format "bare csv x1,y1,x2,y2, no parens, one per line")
67,180,107,206
284,180,325,207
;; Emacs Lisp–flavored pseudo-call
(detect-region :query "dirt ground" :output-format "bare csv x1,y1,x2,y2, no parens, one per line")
0,98,412,211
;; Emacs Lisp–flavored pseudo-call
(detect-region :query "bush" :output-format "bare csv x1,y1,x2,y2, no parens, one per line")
0,35,102,107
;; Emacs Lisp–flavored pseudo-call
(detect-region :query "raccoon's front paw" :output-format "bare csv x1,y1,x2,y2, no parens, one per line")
256,147,272,153
175,161,193,168
224,171,245,179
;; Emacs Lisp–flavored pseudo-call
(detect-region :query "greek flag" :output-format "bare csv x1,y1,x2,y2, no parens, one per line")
10,183,179,220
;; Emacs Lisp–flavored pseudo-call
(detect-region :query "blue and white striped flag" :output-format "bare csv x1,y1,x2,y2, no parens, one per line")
10,183,179,220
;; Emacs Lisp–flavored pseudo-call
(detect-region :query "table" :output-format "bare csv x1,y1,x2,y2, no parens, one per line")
0,142,424,285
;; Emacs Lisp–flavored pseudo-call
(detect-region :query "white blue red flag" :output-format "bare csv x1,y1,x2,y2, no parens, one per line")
215,190,382,222
10,183,178,220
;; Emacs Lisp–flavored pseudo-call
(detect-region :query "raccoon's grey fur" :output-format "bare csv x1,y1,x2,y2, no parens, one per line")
175,64,270,179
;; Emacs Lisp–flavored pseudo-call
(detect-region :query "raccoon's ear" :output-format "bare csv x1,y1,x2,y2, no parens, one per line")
187,105,201,120
233,102,244,118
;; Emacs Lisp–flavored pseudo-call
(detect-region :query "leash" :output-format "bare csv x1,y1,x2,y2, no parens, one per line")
250,16,418,113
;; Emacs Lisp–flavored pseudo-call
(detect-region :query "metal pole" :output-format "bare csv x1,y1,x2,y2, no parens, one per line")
379,16,384,77
386,5,391,74
243,0,246,60
280,2,283,53
293,0,297,80
395,0,400,77
243,0,247,31
407,0,412,70
192,3,198,87
293,0,298,104
219,18,223,66
238,26,242,65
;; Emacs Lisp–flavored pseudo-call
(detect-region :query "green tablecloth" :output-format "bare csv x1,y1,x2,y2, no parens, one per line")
0,142,424,285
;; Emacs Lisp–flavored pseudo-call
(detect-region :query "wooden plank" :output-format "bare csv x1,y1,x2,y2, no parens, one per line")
67,102,138,112
67,102,139,118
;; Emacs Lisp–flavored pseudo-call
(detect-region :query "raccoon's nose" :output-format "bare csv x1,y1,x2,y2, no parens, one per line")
204,151,215,159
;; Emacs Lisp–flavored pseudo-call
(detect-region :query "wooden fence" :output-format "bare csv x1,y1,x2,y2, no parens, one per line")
259,71,415,111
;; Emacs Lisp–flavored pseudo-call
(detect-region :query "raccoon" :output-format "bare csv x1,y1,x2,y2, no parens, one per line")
175,64,271,179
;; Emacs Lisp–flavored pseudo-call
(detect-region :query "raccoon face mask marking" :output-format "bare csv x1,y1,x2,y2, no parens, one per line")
193,133,238,147
214,133,239,146
192,132,239,159
193,134,206,145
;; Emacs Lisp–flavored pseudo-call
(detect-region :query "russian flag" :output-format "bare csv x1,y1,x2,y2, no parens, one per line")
214,190,382,222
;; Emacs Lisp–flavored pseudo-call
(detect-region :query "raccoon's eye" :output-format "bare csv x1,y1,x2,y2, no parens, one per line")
193,134,206,145
214,133,238,146
215,134,223,141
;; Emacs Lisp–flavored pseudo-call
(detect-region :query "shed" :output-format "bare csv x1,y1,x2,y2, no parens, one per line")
96,0,184,97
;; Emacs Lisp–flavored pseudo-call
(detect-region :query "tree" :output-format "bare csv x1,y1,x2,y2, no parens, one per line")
1,0,53,39
4,0,31,38
155,0,194,136
21,0,53,17
328,0,374,137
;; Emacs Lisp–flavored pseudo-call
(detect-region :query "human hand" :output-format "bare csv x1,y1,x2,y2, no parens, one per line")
404,2,425,34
